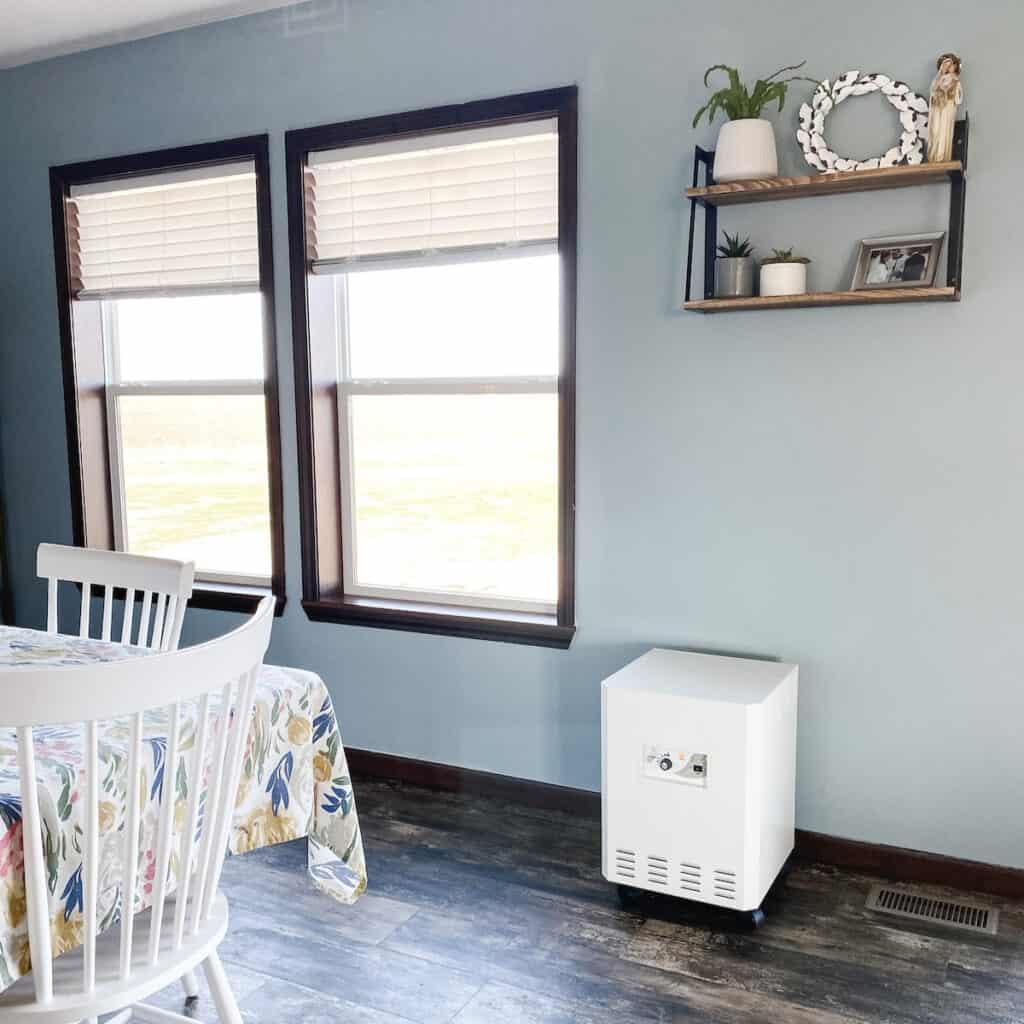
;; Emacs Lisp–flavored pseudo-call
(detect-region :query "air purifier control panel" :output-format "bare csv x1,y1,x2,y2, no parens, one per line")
643,745,708,787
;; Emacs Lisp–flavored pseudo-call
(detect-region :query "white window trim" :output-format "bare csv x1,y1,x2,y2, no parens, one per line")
101,300,273,588
331,276,559,616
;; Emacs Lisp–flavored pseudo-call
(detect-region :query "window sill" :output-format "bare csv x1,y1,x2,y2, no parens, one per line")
191,581,286,617
302,595,575,648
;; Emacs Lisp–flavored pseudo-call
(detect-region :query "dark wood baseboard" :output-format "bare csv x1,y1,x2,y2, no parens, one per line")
348,747,601,818
346,747,1024,901
793,830,1024,901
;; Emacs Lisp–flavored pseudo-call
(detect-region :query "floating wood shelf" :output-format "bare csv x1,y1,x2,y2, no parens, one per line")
685,161,964,207
684,286,958,314
683,118,969,311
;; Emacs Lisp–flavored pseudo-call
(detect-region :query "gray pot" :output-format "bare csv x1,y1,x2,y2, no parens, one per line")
715,256,755,298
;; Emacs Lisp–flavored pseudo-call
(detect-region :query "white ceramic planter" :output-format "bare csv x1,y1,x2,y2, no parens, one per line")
759,262,808,297
713,119,778,183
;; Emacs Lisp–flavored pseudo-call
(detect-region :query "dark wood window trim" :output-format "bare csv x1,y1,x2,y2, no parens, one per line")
0,489,11,625
49,135,286,616
285,88,577,648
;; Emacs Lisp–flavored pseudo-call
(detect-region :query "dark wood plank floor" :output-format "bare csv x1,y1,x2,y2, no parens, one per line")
153,779,1024,1023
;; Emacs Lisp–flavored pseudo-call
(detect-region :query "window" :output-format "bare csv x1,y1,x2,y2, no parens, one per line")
50,137,285,612
286,89,577,646
103,294,272,582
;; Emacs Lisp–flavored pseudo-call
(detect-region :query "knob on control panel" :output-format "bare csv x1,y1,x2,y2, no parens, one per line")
643,745,709,786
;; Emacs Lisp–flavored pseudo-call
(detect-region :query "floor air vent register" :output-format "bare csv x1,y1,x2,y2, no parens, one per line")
865,884,999,935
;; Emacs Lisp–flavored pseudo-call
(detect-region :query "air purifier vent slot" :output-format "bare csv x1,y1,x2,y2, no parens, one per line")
866,885,999,935
613,848,636,880
679,861,701,893
713,869,737,900
646,854,669,885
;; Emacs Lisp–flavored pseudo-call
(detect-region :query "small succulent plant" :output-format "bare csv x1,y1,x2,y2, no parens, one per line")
761,247,812,265
716,231,755,259
692,62,817,128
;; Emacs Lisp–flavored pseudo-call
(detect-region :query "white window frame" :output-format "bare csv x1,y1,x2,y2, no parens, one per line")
333,246,560,616
100,297,272,587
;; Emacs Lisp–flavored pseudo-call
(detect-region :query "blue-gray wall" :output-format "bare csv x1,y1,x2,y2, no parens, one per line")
1,0,1021,869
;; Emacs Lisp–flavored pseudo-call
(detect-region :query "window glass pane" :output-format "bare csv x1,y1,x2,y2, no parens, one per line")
112,294,264,382
345,254,558,379
349,394,557,605
118,394,271,579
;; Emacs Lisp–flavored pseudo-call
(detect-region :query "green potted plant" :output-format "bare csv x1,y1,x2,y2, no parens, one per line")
759,248,812,296
693,62,815,182
715,231,756,298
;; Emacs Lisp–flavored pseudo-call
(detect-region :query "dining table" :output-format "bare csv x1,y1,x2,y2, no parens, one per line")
0,623,367,992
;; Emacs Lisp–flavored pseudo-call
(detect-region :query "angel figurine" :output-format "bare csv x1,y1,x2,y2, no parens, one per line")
927,53,963,163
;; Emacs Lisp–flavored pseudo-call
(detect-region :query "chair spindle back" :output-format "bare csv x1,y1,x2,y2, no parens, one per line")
37,543,195,652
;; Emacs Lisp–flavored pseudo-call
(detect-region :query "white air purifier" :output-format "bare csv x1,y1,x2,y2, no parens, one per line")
601,649,798,925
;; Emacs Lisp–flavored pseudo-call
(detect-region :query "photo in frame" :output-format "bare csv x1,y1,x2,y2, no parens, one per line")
851,232,945,290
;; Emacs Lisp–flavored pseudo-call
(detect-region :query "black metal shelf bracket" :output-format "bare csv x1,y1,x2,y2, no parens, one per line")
946,114,969,295
684,146,715,304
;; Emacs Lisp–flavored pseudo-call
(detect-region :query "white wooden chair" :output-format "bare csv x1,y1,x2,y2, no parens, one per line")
0,596,274,1024
37,544,201,1007
37,544,195,651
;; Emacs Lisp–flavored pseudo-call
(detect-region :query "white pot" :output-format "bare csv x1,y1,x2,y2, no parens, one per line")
712,119,778,183
759,262,808,297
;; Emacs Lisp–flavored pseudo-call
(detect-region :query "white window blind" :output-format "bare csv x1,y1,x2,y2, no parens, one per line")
305,119,558,271
67,161,259,298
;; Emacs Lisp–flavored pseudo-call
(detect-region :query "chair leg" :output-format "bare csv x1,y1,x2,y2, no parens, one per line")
182,968,200,1001
202,951,243,1024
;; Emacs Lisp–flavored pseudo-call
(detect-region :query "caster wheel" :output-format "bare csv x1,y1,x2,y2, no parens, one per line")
617,884,638,909
749,908,766,930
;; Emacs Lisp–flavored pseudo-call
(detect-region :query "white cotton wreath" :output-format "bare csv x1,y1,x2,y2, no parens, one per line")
797,70,929,172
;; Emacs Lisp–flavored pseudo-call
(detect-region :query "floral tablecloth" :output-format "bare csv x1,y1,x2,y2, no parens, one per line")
0,625,366,991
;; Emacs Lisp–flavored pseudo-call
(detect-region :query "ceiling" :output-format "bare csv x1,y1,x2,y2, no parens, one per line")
0,0,305,69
